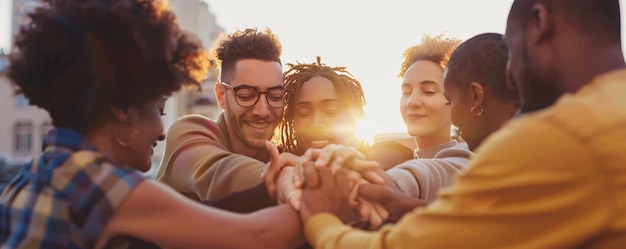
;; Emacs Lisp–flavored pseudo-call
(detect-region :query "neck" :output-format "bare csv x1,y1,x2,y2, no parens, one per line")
414,130,452,150
84,129,116,162
557,41,625,94
486,100,519,131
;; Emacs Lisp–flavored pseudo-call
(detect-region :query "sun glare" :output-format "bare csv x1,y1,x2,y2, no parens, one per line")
355,120,376,145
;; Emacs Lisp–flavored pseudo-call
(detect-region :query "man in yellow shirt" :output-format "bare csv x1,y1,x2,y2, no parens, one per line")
299,0,626,247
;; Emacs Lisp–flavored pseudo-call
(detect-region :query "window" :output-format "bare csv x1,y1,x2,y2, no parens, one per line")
13,121,33,155
40,121,52,145
15,94,29,108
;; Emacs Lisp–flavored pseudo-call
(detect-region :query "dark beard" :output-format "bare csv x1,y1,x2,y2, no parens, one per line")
520,87,561,113
519,46,562,114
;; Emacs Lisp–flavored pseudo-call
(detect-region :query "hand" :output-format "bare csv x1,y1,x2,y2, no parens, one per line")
275,166,302,210
261,141,301,202
346,179,389,230
299,163,359,224
306,144,385,185
353,198,389,230
358,183,428,223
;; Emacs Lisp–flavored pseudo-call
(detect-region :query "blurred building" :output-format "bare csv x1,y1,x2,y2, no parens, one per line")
0,50,52,165
1,0,224,178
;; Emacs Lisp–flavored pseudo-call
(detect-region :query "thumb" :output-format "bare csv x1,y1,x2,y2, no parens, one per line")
261,140,281,178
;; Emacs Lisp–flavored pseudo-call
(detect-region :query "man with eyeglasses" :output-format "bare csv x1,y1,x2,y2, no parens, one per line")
155,27,285,202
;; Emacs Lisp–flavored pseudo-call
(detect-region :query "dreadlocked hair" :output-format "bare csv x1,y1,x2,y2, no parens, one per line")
399,33,461,77
278,56,367,155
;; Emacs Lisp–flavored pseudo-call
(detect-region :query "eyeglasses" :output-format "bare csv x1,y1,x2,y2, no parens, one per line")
220,82,286,108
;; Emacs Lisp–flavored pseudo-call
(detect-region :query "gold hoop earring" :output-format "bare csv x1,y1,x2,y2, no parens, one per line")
114,126,138,147
470,106,484,116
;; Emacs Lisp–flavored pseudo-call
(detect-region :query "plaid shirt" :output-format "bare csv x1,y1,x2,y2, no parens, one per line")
0,128,145,248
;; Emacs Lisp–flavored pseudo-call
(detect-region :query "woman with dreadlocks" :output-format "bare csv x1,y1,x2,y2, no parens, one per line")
279,56,368,156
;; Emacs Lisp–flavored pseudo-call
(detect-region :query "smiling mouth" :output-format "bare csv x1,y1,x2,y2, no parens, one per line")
310,139,330,148
406,114,427,120
247,121,270,129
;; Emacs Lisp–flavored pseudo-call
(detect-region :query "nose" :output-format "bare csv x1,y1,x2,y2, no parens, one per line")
251,94,271,117
405,92,423,108
312,110,324,126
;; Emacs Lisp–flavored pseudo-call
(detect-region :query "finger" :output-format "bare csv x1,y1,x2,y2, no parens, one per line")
367,207,383,229
260,141,281,178
348,159,380,173
334,168,352,191
333,147,366,163
314,144,338,169
293,173,305,188
289,189,302,210
304,148,322,162
358,203,371,221
329,156,345,174
293,158,304,185
373,203,390,222
362,171,385,185
347,171,362,188
318,167,336,190
303,161,320,188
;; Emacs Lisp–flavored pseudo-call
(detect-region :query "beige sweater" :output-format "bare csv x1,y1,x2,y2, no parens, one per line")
156,114,266,201
386,141,473,202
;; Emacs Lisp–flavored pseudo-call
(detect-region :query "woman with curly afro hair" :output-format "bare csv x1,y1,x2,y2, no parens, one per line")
0,0,302,248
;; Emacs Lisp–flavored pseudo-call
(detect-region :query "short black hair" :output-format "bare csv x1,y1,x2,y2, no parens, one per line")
8,0,209,133
510,0,621,41
445,33,518,104
211,27,283,82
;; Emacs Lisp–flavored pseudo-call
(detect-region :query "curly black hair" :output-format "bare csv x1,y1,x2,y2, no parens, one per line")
399,34,461,78
278,56,366,155
210,27,282,82
8,0,209,133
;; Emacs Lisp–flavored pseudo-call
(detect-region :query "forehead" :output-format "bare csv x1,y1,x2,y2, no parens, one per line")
297,76,338,102
403,60,444,86
231,59,283,87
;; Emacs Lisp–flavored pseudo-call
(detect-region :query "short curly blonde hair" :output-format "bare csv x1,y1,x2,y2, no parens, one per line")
399,33,461,77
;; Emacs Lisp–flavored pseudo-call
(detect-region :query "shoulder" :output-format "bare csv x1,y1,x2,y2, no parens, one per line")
53,151,145,244
167,114,223,142
539,73,626,142
170,114,220,132
54,151,144,203
433,142,473,159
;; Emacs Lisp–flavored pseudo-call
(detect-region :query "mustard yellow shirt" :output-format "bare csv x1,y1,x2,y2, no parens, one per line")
305,69,626,248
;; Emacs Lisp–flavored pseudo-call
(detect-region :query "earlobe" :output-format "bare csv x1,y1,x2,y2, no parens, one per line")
531,3,552,44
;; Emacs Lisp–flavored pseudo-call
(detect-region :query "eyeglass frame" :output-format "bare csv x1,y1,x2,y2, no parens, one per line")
219,81,287,108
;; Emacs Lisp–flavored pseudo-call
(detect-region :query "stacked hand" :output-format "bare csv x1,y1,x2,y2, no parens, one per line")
262,142,427,227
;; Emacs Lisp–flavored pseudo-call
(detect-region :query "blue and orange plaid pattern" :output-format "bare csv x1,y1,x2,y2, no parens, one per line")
0,128,145,248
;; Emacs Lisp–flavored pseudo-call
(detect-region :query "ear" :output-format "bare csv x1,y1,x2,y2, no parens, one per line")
214,81,227,109
529,3,552,44
469,82,485,108
110,106,139,123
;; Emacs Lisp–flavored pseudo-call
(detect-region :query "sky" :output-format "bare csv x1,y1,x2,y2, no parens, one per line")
2,0,626,139
201,0,514,139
